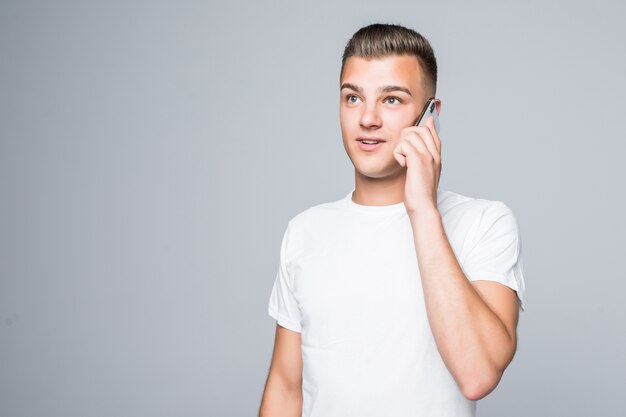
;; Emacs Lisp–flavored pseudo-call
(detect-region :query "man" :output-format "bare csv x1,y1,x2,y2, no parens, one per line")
259,23,526,417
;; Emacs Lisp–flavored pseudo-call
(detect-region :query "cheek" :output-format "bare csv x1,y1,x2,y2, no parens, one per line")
339,110,358,133
385,113,414,140
384,109,410,126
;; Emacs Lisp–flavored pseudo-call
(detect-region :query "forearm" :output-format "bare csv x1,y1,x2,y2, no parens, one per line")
408,206,516,400
259,380,302,417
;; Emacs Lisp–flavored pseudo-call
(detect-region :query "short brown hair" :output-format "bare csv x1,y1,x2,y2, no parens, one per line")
340,23,438,96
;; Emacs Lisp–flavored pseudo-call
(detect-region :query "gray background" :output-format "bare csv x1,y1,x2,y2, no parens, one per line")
1,0,624,416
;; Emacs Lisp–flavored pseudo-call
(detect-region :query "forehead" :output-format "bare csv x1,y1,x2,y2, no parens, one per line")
340,55,424,90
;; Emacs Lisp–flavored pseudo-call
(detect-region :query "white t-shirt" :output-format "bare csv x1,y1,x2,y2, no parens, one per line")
267,187,526,417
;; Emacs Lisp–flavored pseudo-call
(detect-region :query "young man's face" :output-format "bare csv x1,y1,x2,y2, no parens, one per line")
339,54,432,180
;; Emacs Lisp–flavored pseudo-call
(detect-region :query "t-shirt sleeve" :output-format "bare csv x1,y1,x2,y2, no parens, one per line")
267,221,303,332
461,201,526,311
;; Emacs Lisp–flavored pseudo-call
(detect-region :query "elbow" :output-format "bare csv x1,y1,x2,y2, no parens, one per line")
458,368,503,401
459,340,517,401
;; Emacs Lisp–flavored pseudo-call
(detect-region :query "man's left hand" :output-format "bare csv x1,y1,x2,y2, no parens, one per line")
392,115,442,214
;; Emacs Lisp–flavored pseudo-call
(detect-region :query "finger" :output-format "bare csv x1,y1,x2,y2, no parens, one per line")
393,140,418,167
418,119,440,160
426,115,442,155
407,127,439,163
392,141,405,167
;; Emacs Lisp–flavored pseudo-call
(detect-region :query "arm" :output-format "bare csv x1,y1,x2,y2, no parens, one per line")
408,207,520,401
394,115,520,401
259,323,303,417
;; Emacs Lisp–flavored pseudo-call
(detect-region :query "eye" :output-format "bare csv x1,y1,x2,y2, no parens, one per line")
384,96,402,105
346,94,361,104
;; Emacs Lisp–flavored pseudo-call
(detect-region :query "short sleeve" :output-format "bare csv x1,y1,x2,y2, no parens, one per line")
461,201,526,311
267,221,303,332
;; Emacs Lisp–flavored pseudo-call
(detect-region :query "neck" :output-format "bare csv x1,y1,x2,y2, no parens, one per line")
352,168,407,206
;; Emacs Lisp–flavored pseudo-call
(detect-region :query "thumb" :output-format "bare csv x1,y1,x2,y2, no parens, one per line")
393,143,407,167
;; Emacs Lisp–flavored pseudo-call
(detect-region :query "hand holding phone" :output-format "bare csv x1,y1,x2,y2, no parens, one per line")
394,97,442,213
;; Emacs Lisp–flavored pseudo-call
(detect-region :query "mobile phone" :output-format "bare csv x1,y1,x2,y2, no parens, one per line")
415,98,440,134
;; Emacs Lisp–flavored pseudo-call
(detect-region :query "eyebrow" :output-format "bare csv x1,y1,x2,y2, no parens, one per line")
340,82,413,97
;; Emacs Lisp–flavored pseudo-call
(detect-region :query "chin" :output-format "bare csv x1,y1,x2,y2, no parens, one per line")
355,162,401,180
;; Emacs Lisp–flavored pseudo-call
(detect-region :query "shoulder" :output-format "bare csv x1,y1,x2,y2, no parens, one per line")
280,193,348,255
437,187,516,225
286,193,348,233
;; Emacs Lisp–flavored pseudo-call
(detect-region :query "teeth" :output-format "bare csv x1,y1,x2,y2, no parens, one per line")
361,140,379,144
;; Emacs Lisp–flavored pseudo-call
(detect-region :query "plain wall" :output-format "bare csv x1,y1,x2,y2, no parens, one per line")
1,0,625,416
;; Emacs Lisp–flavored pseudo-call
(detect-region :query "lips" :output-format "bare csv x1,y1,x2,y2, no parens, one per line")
356,137,386,144
356,138,385,151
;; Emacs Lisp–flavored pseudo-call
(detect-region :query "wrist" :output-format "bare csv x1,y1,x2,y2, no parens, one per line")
407,204,441,223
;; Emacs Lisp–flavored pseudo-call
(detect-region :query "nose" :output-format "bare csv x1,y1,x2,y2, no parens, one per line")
359,102,382,129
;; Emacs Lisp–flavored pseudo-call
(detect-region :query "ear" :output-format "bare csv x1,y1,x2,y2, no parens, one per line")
434,98,442,116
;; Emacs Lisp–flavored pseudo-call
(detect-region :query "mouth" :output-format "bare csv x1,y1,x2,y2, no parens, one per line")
356,137,386,151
